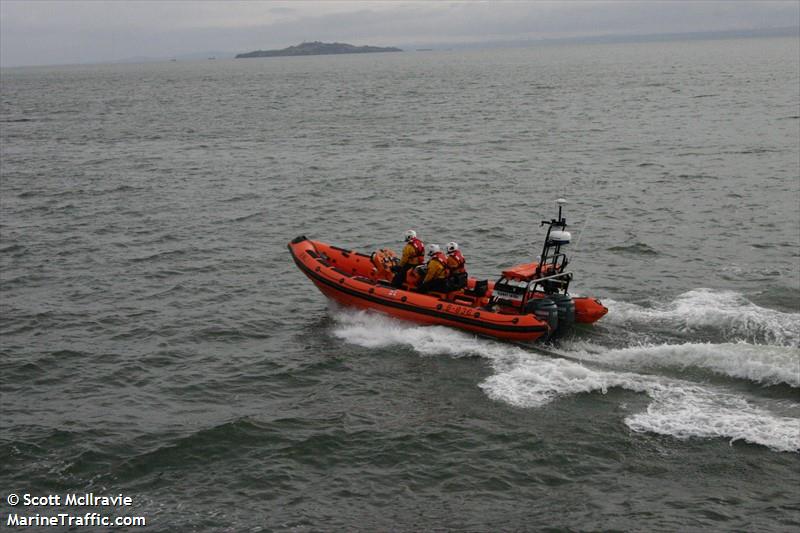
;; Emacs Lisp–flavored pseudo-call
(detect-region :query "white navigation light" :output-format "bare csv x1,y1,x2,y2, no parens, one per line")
549,230,571,245
556,198,567,205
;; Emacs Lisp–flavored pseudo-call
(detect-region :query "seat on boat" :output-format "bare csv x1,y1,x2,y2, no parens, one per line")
463,279,489,297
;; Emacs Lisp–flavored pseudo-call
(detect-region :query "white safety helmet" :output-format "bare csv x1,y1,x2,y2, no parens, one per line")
427,244,441,257
446,241,459,254
404,229,417,242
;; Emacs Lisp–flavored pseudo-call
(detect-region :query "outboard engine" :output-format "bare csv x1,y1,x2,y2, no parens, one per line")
549,293,575,330
525,298,558,337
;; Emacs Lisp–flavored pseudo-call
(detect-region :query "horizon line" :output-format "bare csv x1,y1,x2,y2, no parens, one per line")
2,26,797,69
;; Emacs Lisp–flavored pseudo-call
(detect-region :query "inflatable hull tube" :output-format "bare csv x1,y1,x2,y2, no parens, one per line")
573,297,608,324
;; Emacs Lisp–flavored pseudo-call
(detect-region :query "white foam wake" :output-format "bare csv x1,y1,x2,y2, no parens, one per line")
564,340,800,388
625,384,800,451
331,309,800,453
483,355,799,453
603,288,800,346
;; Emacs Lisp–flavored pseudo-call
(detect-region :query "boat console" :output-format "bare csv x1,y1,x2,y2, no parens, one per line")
489,199,578,335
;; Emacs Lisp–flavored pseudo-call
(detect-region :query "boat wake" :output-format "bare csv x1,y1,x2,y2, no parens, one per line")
602,288,799,347
563,341,799,388
481,351,799,453
330,289,800,453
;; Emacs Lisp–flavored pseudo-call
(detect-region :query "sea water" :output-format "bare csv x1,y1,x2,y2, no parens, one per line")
1,37,799,530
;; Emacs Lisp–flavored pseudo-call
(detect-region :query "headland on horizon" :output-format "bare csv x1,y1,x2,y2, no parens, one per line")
235,41,402,59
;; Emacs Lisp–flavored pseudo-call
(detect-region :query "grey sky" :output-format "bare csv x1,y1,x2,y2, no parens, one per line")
1,1,798,67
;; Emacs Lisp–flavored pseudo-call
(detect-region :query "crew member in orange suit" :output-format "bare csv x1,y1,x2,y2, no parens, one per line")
391,229,425,287
444,241,468,291
419,244,449,293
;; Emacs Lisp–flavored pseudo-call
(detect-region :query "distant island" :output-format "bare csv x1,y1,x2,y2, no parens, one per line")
235,41,402,59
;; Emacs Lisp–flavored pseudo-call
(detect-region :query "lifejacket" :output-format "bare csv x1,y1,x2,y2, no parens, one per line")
401,237,425,266
410,238,425,261
446,250,466,275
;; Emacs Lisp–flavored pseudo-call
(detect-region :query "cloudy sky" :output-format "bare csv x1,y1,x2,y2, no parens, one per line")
1,1,798,67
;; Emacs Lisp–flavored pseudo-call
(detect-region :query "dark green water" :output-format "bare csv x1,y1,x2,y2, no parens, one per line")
1,37,799,531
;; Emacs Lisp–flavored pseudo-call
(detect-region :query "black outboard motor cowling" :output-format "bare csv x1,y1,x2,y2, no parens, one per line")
525,298,558,337
549,293,575,330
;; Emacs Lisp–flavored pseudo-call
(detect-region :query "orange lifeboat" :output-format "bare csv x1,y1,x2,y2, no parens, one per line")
288,199,607,342
288,236,551,341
